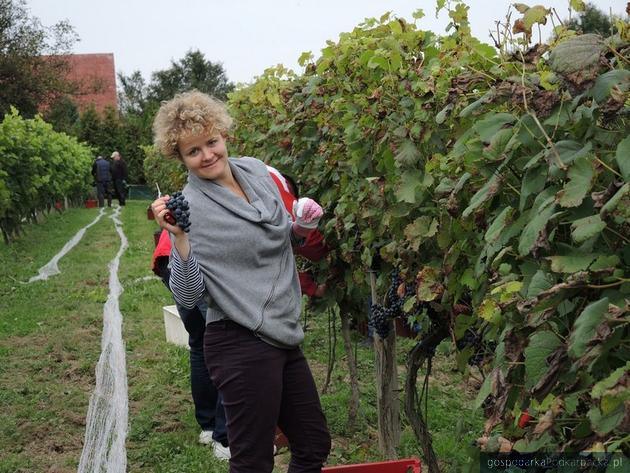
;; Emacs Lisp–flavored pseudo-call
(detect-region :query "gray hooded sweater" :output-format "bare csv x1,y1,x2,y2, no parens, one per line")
174,156,304,348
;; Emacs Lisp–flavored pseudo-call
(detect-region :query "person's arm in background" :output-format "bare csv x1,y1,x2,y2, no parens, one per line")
151,197,205,309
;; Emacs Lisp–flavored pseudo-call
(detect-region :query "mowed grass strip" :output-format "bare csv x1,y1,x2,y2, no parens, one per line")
1,201,482,473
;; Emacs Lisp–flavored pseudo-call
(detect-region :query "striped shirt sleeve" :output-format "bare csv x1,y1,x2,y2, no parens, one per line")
169,248,206,309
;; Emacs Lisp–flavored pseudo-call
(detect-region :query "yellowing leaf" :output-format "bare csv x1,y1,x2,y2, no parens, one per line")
479,299,501,324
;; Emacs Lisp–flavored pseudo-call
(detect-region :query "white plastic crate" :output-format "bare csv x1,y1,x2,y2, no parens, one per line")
162,305,189,348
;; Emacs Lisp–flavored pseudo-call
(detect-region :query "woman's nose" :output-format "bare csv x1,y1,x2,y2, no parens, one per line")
201,146,214,160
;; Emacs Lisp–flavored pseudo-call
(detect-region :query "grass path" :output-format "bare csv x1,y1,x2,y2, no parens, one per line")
0,201,483,472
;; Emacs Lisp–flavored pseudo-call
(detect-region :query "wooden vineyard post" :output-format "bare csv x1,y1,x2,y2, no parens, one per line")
369,270,400,458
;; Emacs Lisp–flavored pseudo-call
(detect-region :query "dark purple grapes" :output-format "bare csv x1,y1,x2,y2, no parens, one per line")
165,191,192,233
456,328,496,366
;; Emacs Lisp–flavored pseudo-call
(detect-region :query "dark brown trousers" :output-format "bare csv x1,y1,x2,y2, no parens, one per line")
204,320,331,473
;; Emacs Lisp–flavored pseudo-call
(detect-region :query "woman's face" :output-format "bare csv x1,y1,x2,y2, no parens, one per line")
178,132,229,182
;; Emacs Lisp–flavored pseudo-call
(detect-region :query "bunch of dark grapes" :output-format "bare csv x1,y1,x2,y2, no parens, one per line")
368,303,396,338
385,270,404,316
369,269,417,338
457,329,496,366
165,191,191,233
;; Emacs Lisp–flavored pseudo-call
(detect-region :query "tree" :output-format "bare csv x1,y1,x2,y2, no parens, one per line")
565,2,617,35
118,70,149,115
115,51,235,183
0,0,78,118
75,105,101,153
148,50,234,102
43,96,79,135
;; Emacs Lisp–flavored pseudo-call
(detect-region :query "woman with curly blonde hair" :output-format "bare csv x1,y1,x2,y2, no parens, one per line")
151,90,331,473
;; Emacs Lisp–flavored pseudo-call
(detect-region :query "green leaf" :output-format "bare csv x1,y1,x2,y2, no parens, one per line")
524,331,561,389
368,55,388,70
473,113,516,143
590,255,620,271
395,171,423,204
557,157,594,208
520,166,547,211
549,34,605,75
548,254,596,273
394,140,421,166
435,104,453,124
462,173,502,218
571,214,606,243
485,206,513,244
458,91,494,118
549,141,591,167
600,182,630,216
513,3,530,14
416,267,441,301
404,217,438,250
592,69,630,104
523,5,549,30
591,362,630,399
475,373,493,409
412,8,425,19
615,136,630,182
297,51,314,66
588,405,624,435
478,299,501,324
570,0,586,11
518,202,556,256
568,297,608,359
526,270,554,298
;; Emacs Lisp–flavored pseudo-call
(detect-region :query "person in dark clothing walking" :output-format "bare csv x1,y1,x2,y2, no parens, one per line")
91,155,112,207
110,151,128,206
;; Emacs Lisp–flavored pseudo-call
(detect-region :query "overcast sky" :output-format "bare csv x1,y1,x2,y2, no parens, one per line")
26,0,628,85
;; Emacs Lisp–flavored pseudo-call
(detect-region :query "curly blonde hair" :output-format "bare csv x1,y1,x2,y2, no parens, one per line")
153,90,233,159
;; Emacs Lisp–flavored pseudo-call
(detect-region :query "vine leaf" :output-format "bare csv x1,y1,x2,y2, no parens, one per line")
592,70,630,104
462,173,502,217
549,34,605,75
526,270,554,298
415,267,442,301
589,255,620,271
568,297,608,359
524,331,561,389
600,183,629,216
485,207,513,244
588,404,625,435
473,113,516,143
394,140,421,166
570,215,606,243
404,217,438,251
518,202,556,256
556,157,594,208
591,362,630,399
570,0,586,11
547,254,596,273
615,136,630,182
395,170,423,203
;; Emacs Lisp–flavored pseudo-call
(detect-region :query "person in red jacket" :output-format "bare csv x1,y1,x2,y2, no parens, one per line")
266,167,329,299
151,166,330,457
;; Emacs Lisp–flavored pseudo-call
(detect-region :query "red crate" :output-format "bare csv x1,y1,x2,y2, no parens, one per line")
85,199,97,208
323,458,421,473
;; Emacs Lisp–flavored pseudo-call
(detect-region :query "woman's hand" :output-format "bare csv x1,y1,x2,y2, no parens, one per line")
151,196,184,235
292,197,323,237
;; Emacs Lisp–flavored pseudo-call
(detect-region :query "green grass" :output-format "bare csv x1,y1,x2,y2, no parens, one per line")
0,201,483,472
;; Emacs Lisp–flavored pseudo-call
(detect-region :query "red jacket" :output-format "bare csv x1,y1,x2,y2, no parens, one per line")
152,167,329,297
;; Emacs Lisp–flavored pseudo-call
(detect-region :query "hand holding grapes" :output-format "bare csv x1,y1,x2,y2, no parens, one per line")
151,192,191,235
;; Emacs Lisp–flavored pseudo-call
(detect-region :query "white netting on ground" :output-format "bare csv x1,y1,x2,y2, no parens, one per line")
78,206,129,473
28,208,106,283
